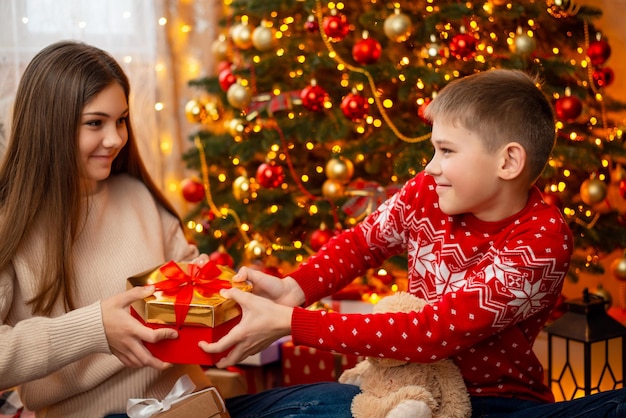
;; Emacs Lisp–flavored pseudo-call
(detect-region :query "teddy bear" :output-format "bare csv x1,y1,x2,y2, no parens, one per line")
338,291,472,418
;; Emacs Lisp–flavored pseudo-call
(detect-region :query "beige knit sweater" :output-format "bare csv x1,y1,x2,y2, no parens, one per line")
0,174,212,417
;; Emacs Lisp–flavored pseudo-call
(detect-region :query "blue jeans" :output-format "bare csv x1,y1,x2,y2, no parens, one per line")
225,382,360,417
224,385,626,418
106,385,626,417
470,388,626,417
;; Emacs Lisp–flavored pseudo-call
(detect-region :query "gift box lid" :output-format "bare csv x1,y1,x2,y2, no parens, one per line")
127,261,252,328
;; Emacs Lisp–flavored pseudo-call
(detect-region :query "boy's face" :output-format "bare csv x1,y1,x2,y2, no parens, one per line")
425,120,507,222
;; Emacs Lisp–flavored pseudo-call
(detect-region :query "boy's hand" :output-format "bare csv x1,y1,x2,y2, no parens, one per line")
233,266,305,307
198,287,293,368
101,286,177,370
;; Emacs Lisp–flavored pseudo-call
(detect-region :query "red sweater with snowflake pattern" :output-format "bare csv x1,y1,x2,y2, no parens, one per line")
289,172,573,403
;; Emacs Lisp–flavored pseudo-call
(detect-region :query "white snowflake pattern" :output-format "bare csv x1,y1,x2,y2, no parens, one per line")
411,242,437,278
434,261,468,294
508,279,547,318
483,255,522,286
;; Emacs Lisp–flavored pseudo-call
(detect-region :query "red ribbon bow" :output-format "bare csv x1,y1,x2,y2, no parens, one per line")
154,260,231,328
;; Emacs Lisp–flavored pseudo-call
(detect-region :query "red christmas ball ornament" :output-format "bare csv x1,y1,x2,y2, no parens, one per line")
619,179,626,199
587,39,611,66
305,14,318,33
323,13,350,41
217,61,231,74
542,191,562,208
201,208,216,223
554,95,582,121
200,219,212,235
449,33,476,60
352,34,382,65
340,91,369,120
372,268,394,285
300,82,328,112
417,98,432,125
592,67,615,88
209,248,235,268
181,177,205,203
256,163,285,189
218,68,237,92
310,227,333,252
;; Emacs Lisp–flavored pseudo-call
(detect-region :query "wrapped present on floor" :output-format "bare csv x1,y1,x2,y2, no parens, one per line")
127,260,252,365
238,335,291,366
281,340,365,386
203,367,249,398
127,375,229,418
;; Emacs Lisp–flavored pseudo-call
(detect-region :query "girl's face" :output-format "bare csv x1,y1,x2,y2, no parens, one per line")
78,82,129,192
425,120,506,222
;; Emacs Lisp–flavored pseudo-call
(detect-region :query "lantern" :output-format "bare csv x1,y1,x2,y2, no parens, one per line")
544,289,626,401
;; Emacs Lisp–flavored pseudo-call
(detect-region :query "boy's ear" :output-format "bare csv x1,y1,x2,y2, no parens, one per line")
498,142,526,180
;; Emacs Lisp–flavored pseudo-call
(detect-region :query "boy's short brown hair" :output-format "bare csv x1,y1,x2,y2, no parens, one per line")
424,69,555,184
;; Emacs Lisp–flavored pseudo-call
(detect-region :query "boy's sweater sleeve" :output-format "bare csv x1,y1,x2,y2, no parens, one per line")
290,176,573,364
290,184,413,306
291,223,571,362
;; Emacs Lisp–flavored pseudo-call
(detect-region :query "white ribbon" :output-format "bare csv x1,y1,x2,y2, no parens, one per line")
127,375,196,418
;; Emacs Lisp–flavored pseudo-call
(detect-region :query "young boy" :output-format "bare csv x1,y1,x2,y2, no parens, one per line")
201,69,626,417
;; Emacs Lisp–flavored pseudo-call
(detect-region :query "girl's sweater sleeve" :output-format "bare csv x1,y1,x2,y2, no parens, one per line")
0,265,111,390
158,205,199,263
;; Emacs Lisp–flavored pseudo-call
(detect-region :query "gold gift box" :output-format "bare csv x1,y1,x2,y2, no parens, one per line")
127,262,252,328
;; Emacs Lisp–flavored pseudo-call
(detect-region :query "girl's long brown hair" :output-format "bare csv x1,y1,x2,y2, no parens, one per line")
0,41,179,315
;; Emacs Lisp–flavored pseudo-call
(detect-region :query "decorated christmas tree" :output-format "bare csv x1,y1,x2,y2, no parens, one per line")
180,0,626,285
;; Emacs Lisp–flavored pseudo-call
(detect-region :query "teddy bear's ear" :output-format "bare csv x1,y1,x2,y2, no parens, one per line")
374,291,428,314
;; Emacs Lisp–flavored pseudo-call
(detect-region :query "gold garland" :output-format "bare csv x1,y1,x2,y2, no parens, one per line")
314,0,431,144
583,20,608,140
573,211,601,229
194,135,250,244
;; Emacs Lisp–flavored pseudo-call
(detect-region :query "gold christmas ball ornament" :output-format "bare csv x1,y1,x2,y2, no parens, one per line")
322,179,345,199
184,99,204,123
611,252,626,281
513,33,536,56
580,177,607,206
226,118,246,137
185,97,223,124
202,97,222,123
420,34,442,62
232,175,251,201
227,82,252,109
211,34,229,60
231,22,253,50
325,157,354,184
383,10,412,43
252,25,276,52
245,239,267,260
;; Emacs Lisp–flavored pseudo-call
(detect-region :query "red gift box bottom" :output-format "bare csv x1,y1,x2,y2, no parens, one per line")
131,307,238,365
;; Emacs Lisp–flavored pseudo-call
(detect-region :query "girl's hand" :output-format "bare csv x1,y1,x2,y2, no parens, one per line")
198,287,293,368
233,266,305,307
190,253,210,267
101,285,177,370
